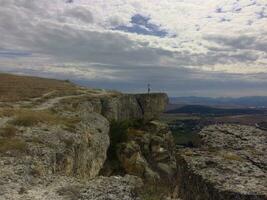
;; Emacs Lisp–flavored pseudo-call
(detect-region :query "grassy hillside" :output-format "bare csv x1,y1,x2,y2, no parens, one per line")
0,73,78,102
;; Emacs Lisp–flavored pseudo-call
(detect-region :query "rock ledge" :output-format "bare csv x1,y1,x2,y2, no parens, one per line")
176,124,267,200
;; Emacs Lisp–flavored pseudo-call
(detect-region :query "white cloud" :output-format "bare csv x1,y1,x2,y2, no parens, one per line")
0,0,266,96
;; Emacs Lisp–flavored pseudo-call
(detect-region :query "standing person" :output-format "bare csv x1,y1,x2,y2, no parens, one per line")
147,83,151,94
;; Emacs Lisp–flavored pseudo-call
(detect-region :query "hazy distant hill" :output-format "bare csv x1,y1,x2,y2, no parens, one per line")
166,105,265,115
170,96,267,107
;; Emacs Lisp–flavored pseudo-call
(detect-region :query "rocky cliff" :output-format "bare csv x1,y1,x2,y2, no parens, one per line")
176,124,267,200
101,93,168,121
1,74,266,200
0,76,168,200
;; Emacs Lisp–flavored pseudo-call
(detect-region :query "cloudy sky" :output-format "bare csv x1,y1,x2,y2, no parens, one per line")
0,0,267,97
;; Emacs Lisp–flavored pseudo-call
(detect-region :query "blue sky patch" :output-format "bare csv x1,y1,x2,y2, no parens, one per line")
113,14,169,38
0,49,32,58
256,7,267,19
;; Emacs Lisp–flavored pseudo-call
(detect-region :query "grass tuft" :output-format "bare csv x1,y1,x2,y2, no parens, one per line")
0,125,18,138
9,109,80,130
223,153,243,162
0,138,27,153
0,108,16,118
11,110,60,126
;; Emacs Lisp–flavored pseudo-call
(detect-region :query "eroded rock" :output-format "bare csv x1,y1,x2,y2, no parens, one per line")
176,124,267,200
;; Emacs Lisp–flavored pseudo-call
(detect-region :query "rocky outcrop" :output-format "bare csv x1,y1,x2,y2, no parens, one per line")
51,92,168,122
117,121,177,183
135,93,169,121
101,93,168,121
101,94,143,121
176,124,267,200
0,80,169,200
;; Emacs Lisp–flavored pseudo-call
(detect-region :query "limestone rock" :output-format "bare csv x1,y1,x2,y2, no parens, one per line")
0,73,169,199
54,112,110,179
176,124,267,200
0,175,142,200
135,93,169,121
101,95,143,121
101,93,168,121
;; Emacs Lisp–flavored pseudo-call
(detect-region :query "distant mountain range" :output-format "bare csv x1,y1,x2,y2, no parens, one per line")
169,96,267,108
166,105,265,116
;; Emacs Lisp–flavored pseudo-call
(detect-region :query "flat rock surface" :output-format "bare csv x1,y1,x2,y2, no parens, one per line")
177,124,267,199
0,175,142,200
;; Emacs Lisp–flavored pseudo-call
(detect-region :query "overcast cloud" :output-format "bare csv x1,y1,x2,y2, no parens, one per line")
0,0,266,97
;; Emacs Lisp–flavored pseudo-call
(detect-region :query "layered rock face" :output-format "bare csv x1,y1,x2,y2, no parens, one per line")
176,124,267,200
101,93,168,121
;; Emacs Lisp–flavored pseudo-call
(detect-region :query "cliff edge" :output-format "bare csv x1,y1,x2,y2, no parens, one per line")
0,73,168,200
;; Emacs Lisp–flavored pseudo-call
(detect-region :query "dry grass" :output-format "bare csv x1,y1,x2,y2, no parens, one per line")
183,149,194,156
11,109,61,126
0,73,78,102
0,107,80,131
127,128,146,138
0,138,27,153
10,109,80,131
0,125,18,138
0,108,17,117
223,152,243,162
